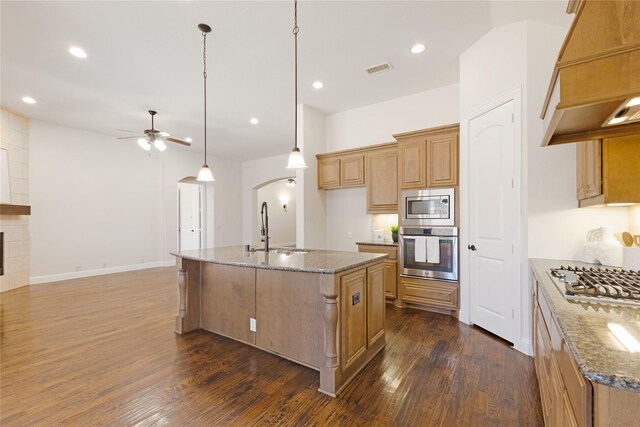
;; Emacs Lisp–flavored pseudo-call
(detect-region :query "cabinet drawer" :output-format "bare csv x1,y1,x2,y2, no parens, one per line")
562,343,593,427
357,244,397,259
400,277,458,309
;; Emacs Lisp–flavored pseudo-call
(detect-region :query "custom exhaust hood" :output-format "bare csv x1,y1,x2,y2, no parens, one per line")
540,0,640,146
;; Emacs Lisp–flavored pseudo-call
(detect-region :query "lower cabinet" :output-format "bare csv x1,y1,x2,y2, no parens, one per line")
356,244,398,300
340,263,386,372
532,271,592,427
400,276,458,310
341,269,367,370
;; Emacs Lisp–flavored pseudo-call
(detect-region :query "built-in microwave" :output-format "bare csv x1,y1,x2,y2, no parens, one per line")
400,188,455,226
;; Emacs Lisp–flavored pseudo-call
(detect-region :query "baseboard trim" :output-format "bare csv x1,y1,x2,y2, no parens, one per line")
517,338,533,357
30,260,176,285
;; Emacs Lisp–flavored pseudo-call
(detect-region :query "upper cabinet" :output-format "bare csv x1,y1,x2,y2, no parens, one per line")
366,147,398,213
577,135,640,207
427,132,459,188
540,0,640,146
394,124,459,189
317,154,364,189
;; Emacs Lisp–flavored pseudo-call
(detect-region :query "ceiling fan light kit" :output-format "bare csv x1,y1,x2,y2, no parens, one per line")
118,109,190,151
196,23,215,182
286,0,307,170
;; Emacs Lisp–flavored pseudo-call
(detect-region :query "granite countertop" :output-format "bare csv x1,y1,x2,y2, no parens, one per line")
356,240,398,247
530,258,640,392
171,246,388,274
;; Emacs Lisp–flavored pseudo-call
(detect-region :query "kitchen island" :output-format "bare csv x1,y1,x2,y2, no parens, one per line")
171,246,388,397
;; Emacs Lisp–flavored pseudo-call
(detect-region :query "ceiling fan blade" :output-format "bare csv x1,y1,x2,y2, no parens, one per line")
117,136,144,140
116,129,138,133
161,137,191,146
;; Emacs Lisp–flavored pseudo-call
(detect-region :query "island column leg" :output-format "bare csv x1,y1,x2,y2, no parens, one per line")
175,257,200,334
319,275,340,396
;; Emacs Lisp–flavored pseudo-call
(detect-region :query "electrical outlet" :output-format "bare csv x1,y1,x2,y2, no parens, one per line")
249,317,256,332
140,259,145,264
103,263,107,268
75,266,80,271
347,232,352,238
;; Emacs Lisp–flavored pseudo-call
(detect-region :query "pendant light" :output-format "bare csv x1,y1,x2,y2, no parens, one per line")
286,0,308,170
197,23,215,182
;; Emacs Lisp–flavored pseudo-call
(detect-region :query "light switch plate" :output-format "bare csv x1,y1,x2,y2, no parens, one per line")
249,317,256,332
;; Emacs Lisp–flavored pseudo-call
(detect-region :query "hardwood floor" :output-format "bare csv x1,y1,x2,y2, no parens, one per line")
0,267,543,426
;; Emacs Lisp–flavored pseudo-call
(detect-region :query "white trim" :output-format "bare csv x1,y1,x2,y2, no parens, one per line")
29,260,176,285
520,339,533,357
459,87,524,353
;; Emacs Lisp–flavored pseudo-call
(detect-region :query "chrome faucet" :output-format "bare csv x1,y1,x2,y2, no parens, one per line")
260,201,269,252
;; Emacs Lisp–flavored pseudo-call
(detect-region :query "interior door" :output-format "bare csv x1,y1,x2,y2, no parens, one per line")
468,100,517,344
178,183,201,251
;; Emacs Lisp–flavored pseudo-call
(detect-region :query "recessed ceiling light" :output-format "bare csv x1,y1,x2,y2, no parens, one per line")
68,46,87,58
22,96,36,104
312,81,324,89
185,137,193,143
627,97,640,107
250,118,259,125
411,44,426,54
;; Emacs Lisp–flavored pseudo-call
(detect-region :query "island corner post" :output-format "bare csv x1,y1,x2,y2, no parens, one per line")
172,250,387,397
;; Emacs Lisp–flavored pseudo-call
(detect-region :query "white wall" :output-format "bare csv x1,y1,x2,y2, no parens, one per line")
324,84,460,251
256,180,296,246
297,104,327,249
459,20,630,354
29,120,242,283
241,153,292,245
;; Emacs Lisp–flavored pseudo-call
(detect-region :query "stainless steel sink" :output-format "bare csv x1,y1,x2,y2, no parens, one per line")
271,248,310,255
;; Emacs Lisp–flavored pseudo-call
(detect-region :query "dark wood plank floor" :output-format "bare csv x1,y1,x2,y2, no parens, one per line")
1,267,542,426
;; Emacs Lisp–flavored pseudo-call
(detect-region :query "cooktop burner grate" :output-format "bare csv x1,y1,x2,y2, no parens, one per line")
549,266,640,302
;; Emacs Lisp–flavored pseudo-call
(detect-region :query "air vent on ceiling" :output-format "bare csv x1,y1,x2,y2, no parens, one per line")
365,62,393,75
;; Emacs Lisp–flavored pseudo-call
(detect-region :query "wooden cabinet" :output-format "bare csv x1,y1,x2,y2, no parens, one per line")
394,124,460,190
318,157,340,189
427,132,458,187
366,263,385,348
577,140,602,200
366,147,398,213
398,140,427,189
340,155,365,187
399,276,458,311
532,268,593,427
577,136,640,207
317,154,364,190
357,244,398,300
340,269,367,370
201,263,256,344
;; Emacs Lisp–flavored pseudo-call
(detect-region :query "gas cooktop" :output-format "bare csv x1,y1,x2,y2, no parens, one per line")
548,266,640,308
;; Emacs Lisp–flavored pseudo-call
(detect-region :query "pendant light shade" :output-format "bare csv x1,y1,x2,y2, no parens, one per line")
286,0,307,170
286,147,307,170
196,23,215,182
197,164,214,182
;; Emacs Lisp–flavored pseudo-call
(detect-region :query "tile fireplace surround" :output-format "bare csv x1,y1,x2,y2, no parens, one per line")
0,109,30,292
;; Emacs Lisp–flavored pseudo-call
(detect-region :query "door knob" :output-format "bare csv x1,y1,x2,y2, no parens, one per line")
468,244,477,251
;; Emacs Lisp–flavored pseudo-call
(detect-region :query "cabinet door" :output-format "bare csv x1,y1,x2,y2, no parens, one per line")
384,260,397,299
318,157,340,189
367,148,398,212
562,390,579,427
341,269,367,370
366,263,385,348
427,132,458,187
201,263,256,344
576,140,601,200
399,140,426,189
340,155,365,187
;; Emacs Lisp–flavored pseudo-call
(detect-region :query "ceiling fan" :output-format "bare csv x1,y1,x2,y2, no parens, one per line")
117,110,191,151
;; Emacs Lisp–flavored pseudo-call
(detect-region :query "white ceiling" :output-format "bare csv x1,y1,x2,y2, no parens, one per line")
1,1,571,160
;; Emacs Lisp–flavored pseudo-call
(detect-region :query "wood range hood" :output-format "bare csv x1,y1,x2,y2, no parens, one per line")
540,0,640,146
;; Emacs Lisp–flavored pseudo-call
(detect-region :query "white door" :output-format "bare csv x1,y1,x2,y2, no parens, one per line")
468,100,517,344
178,183,201,251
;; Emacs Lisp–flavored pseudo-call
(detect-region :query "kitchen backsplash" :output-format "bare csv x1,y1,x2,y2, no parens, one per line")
371,214,398,241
